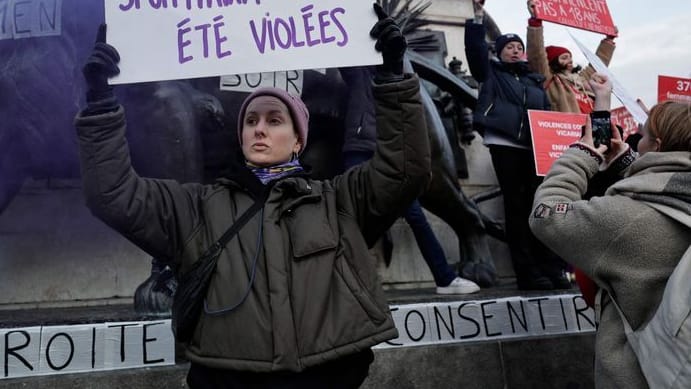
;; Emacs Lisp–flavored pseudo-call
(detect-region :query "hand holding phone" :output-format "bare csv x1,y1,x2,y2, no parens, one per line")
591,113,612,148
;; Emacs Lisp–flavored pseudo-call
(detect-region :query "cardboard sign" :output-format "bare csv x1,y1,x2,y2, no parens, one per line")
532,0,616,36
658,75,691,104
610,106,639,140
569,32,648,125
105,0,380,84
528,110,586,176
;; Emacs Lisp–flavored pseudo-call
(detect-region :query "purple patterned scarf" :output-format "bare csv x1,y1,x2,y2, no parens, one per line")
247,159,304,184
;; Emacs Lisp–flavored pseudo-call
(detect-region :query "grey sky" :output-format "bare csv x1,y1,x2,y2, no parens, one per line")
483,0,691,108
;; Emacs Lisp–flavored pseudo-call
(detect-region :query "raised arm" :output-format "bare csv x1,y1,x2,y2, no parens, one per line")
464,1,491,82
581,30,617,81
334,4,430,246
526,0,550,77
75,25,204,262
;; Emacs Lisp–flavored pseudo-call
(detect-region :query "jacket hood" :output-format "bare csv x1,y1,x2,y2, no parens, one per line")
607,151,691,216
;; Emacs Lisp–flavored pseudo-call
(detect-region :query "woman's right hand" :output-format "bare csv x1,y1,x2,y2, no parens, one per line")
83,24,120,101
473,0,485,19
527,0,538,18
589,73,613,111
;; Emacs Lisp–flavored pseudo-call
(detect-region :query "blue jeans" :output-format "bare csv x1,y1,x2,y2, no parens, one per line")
343,151,456,287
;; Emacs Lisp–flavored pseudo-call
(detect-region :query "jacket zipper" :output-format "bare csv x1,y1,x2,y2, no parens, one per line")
483,102,494,116
518,78,527,140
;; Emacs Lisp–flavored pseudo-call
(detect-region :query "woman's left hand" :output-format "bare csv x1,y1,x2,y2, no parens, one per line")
370,3,406,77
602,122,629,165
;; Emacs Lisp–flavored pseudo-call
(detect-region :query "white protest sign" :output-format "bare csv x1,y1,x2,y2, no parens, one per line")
105,0,380,84
568,31,648,125
1,320,174,380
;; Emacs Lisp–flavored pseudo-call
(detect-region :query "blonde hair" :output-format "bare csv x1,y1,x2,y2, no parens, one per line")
645,101,691,152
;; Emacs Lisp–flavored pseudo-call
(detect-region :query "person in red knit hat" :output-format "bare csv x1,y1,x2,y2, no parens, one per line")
526,0,617,114
526,0,619,306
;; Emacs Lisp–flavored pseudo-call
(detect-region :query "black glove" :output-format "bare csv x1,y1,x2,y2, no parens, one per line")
369,3,407,83
83,24,120,104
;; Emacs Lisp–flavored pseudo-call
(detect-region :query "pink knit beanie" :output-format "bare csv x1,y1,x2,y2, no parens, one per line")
237,88,309,154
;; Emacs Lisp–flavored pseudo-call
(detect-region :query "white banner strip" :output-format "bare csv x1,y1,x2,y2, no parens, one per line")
1,320,174,380
0,294,594,379
376,293,595,349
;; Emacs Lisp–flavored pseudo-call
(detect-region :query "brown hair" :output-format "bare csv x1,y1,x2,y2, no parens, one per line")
645,101,691,152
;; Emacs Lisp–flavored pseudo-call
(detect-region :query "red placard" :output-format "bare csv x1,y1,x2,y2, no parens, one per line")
658,75,691,103
610,106,639,140
528,110,587,176
532,0,616,36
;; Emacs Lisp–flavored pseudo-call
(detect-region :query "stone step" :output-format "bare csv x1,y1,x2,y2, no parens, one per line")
0,335,595,389
0,287,596,389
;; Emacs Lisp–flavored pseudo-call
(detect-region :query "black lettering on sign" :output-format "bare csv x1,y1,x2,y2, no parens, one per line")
383,307,402,346
573,295,595,330
404,309,426,342
286,70,300,94
480,301,501,337
38,0,57,32
91,327,96,369
457,303,480,339
559,298,569,331
107,324,138,363
221,74,242,88
4,330,33,377
245,73,262,88
0,0,9,36
46,333,74,371
506,300,527,333
142,323,165,364
13,0,30,35
432,306,455,340
528,297,549,330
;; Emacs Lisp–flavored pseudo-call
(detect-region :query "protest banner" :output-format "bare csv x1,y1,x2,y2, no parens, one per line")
531,0,616,36
1,321,174,380
610,106,638,140
0,0,62,40
528,110,586,176
658,75,691,104
105,0,380,84
569,31,648,125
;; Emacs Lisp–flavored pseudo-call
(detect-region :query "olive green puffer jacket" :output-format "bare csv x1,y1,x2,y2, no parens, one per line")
75,75,429,372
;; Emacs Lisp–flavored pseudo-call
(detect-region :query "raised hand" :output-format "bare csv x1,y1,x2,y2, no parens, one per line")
83,24,121,102
527,0,539,18
589,73,613,111
370,3,407,79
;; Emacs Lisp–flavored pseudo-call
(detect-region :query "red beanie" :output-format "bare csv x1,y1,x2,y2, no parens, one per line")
545,45,571,63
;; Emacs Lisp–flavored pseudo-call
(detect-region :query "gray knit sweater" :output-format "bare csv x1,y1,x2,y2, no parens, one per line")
529,148,691,389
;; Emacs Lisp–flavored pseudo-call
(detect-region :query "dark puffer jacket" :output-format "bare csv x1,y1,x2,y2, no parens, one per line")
74,75,429,372
465,21,550,148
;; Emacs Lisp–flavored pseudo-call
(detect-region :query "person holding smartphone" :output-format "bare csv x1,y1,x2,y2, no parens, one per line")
529,75,691,388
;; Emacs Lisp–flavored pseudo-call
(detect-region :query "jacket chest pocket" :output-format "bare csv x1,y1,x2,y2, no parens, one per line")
282,198,338,260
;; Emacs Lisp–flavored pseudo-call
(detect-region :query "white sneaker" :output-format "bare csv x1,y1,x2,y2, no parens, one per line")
436,277,480,295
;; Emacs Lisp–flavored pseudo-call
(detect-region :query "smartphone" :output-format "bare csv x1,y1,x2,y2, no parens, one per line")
591,114,612,148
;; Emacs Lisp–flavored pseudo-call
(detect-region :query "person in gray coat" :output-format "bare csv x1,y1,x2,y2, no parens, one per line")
75,5,429,388
529,75,691,388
